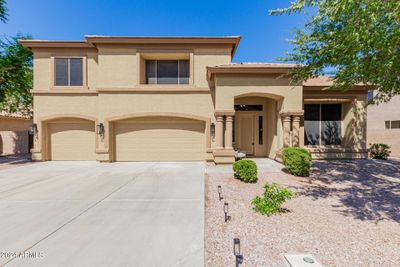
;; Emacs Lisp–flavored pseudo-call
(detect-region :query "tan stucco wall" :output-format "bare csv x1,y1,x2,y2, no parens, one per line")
215,76,303,110
31,45,233,161
367,95,400,157
214,75,303,154
0,118,32,155
33,48,98,90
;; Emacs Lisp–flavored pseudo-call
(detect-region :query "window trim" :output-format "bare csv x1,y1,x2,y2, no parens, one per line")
51,56,87,90
386,120,400,129
304,103,343,146
145,59,190,85
138,51,194,86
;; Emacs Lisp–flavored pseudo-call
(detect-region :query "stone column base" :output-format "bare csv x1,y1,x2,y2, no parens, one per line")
96,149,111,162
206,149,214,162
213,149,235,164
30,149,43,161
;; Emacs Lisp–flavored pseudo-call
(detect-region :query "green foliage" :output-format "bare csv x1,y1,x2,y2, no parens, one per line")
0,34,33,116
369,143,391,160
252,182,294,216
232,160,258,183
282,147,312,177
270,1,400,104
0,0,8,23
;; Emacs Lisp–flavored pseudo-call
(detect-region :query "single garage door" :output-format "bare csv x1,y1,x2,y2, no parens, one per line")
114,117,205,161
48,120,95,160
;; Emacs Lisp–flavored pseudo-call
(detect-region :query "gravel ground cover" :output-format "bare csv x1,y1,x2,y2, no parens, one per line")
205,159,400,267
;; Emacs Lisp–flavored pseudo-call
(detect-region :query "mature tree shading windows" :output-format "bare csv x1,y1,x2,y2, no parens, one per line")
304,104,342,145
145,60,189,84
55,58,83,86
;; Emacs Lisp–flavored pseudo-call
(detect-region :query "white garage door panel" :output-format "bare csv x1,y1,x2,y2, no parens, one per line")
115,120,205,161
49,122,95,161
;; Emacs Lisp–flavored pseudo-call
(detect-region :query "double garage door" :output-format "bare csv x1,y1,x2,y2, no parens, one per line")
48,117,205,161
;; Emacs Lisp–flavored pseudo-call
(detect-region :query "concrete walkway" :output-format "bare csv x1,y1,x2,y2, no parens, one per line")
206,158,284,174
0,161,204,267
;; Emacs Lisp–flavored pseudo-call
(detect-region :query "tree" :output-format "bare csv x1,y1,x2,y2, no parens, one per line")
0,0,8,23
0,34,33,116
270,1,400,103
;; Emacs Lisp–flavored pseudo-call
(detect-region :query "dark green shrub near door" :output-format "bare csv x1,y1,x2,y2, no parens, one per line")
282,147,312,177
232,160,258,183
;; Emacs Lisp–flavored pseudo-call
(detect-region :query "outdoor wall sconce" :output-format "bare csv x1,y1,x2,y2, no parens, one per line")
233,238,243,266
29,123,38,136
224,202,230,222
97,123,105,136
217,185,223,201
210,122,215,139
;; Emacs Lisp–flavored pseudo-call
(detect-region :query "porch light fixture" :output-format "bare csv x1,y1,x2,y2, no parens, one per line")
29,123,38,135
224,202,230,222
210,122,215,139
233,238,243,266
217,185,223,201
97,123,105,136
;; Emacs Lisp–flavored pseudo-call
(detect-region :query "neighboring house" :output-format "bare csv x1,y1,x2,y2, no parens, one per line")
0,113,32,156
20,36,368,163
368,93,400,158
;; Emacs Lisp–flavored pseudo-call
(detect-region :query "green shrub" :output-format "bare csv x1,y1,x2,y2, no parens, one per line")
232,160,257,183
252,182,294,215
282,147,312,177
370,143,391,160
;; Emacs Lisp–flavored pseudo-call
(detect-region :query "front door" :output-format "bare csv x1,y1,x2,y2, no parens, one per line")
238,114,255,154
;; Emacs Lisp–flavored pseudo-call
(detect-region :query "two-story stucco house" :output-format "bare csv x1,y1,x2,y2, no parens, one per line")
20,36,368,164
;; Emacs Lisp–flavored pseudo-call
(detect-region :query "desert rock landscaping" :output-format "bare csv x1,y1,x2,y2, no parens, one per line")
205,159,400,267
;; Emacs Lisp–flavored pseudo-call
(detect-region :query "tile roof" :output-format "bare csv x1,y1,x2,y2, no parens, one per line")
0,112,31,120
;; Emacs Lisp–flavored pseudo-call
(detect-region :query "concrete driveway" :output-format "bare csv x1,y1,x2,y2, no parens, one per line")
0,161,204,267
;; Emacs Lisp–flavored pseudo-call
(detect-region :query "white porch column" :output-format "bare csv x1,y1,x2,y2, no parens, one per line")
216,115,224,149
224,115,234,150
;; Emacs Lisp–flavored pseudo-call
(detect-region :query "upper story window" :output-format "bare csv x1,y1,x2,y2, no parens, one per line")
55,57,83,86
145,60,189,85
304,104,342,146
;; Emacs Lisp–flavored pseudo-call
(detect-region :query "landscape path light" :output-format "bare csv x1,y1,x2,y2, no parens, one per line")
233,238,243,266
224,202,230,222
217,185,223,201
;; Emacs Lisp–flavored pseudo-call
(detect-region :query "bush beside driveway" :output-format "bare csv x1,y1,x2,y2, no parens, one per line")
205,159,400,266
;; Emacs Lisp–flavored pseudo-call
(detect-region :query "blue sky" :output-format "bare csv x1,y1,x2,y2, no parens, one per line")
0,0,306,63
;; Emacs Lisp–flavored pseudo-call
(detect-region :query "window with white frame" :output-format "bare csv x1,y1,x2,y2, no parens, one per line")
304,104,342,145
55,58,83,86
145,60,189,84
385,120,400,129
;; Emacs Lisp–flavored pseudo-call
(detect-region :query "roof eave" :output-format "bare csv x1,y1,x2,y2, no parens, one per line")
207,66,295,79
18,40,94,49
